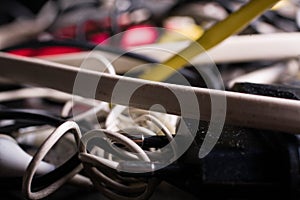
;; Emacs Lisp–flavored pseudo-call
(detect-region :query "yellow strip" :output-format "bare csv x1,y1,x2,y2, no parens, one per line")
139,0,281,81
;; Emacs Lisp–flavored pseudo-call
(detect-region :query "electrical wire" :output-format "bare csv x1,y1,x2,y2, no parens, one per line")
132,33,300,64
134,114,177,158
0,109,85,193
22,121,82,199
105,106,177,136
79,128,160,200
227,62,287,88
139,0,281,81
0,87,71,103
0,86,106,129
61,52,115,121
104,105,179,165
80,129,151,164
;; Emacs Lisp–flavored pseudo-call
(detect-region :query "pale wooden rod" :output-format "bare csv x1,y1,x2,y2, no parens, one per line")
0,52,300,134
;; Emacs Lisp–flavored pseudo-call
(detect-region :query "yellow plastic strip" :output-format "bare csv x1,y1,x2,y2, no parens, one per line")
139,0,281,81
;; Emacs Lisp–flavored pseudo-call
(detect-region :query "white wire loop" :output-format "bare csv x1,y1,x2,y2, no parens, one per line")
62,52,116,121
22,121,83,200
78,129,159,200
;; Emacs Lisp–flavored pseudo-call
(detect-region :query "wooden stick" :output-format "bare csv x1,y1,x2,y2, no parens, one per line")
0,52,300,133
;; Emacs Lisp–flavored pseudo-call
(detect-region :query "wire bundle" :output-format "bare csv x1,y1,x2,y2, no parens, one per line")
0,91,178,199
0,50,180,199
0,79,178,200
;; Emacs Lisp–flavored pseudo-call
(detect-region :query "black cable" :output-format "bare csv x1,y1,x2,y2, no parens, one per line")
0,109,64,127
0,108,93,135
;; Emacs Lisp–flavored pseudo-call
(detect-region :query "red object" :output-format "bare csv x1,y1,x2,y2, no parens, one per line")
54,19,111,40
88,32,110,44
121,25,158,48
8,46,82,57
38,46,82,56
8,49,36,57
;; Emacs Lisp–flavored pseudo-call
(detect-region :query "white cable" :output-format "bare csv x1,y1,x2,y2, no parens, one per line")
134,114,177,158
105,105,128,131
80,129,150,165
129,32,300,64
0,87,100,110
227,63,287,88
0,87,71,103
79,128,155,199
22,121,83,199
0,1,58,49
62,53,115,121
0,134,55,177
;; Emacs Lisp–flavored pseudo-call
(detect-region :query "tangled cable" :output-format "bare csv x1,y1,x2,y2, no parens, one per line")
0,107,176,199
0,49,178,200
